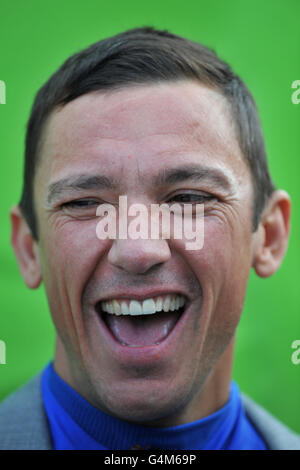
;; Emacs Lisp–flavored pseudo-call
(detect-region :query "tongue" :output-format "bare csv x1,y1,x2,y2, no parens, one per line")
105,311,181,347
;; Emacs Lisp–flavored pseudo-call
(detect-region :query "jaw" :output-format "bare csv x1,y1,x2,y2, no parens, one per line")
69,297,205,423
53,283,239,426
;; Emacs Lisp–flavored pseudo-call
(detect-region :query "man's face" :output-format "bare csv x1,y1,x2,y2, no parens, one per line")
33,81,257,424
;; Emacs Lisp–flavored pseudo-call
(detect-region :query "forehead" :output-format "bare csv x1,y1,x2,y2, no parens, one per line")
36,81,248,188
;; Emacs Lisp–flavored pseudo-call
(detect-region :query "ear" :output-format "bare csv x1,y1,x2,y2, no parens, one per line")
10,205,42,289
252,190,291,278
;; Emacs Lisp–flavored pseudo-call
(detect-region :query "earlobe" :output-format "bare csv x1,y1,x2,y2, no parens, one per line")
10,205,42,289
252,190,291,278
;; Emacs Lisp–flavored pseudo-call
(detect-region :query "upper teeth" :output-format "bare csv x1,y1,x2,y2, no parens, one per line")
101,294,185,316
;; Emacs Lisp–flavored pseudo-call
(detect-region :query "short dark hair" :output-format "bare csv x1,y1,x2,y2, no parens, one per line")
19,26,275,239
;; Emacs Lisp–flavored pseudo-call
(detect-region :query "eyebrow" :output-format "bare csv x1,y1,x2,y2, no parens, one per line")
152,164,232,191
46,164,232,205
46,174,117,205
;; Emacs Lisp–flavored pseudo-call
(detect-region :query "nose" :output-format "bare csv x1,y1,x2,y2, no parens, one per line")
107,238,171,274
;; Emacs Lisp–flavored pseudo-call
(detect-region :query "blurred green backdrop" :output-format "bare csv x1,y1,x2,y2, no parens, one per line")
0,0,299,433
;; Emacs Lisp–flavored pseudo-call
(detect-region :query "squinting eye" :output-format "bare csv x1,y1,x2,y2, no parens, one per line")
62,199,98,209
168,194,215,204
60,199,99,218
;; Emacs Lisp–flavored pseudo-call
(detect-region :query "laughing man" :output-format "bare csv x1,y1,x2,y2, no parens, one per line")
1,27,300,450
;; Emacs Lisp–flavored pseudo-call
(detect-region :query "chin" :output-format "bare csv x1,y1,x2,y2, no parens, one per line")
104,399,184,426
90,376,194,426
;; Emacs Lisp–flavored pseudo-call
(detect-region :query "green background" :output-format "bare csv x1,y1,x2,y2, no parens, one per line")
0,0,299,433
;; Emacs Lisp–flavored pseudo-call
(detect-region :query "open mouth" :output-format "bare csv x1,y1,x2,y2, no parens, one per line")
95,294,187,348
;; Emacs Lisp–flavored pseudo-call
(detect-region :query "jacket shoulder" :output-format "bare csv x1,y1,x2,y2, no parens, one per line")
241,393,300,450
0,372,53,450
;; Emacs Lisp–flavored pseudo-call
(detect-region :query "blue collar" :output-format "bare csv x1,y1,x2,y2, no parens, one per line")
41,362,266,450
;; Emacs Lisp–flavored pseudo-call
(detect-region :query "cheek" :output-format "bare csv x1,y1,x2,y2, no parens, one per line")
38,220,109,337
202,220,252,329
193,214,252,273
40,218,105,272
176,219,236,283
181,219,253,374
173,216,253,317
